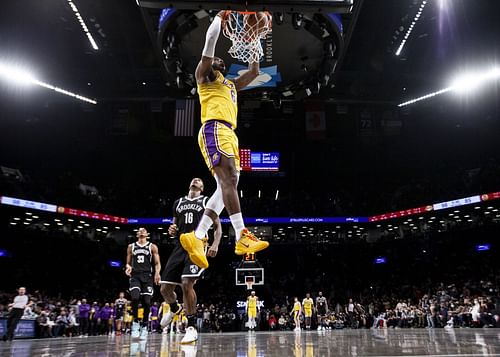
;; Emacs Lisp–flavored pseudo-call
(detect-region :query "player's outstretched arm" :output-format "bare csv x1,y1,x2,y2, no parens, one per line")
195,12,224,84
234,62,259,91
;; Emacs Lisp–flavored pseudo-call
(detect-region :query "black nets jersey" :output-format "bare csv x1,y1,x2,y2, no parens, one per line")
115,298,127,314
173,195,207,236
131,241,153,273
316,296,327,313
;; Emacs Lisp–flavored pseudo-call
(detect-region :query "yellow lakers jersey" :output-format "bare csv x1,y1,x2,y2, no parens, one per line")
161,302,170,314
303,298,313,310
247,296,257,309
198,71,238,129
294,301,301,312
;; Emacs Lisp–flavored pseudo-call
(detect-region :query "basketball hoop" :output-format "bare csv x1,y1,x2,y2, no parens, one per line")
221,11,272,63
245,276,255,291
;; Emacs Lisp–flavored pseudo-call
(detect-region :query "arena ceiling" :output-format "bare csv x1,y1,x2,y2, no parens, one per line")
0,1,499,105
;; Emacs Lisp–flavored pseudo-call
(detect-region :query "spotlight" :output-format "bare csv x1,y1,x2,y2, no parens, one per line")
0,63,97,104
398,66,500,107
451,67,500,93
67,0,98,50
0,64,35,85
395,0,428,56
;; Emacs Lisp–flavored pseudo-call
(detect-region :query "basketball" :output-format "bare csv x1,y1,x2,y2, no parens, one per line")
245,12,272,39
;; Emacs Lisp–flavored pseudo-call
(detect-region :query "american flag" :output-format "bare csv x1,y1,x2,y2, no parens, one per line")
174,99,195,137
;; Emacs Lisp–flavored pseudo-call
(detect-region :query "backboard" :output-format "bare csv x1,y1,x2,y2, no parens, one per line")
236,267,265,288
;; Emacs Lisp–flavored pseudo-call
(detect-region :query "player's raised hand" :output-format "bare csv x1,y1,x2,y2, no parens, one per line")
207,243,219,257
168,224,178,236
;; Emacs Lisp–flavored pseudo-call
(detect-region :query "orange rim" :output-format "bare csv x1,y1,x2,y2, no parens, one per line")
226,10,271,15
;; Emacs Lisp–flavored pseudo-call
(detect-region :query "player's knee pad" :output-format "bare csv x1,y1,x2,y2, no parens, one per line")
206,186,224,215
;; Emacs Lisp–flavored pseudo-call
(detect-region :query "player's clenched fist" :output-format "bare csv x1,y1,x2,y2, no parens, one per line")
168,223,178,236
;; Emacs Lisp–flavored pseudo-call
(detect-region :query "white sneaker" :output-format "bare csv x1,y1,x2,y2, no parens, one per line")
180,344,198,357
131,322,140,338
130,342,139,355
317,326,322,331
140,326,148,340
181,326,198,344
294,327,301,332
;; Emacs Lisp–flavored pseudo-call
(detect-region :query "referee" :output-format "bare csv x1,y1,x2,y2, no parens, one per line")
2,287,29,341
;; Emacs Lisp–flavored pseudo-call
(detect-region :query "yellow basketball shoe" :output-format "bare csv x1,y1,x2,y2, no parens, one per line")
180,231,209,269
235,228,269,255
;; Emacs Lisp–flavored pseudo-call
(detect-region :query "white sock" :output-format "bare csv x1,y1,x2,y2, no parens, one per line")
194,215,213,239
230,213,245,241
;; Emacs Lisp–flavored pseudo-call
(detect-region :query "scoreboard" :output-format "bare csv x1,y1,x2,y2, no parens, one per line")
240,149,280,172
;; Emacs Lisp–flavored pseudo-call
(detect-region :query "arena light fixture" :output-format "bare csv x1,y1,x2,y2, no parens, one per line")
396,0,428,56
398,67,500,107
0,63,97,104
67,0,99,50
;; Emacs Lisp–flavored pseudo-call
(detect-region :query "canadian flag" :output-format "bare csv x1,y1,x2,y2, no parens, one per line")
305,101,326,140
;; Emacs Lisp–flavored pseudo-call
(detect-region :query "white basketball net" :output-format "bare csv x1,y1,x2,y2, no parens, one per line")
222,12,272,63
245,281,254,290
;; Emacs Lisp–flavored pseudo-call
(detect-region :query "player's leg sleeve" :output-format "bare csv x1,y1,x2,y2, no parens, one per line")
205,174,225,215
142,295,151,323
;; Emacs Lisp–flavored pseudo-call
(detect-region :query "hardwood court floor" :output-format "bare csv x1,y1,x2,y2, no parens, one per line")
1,328,500,356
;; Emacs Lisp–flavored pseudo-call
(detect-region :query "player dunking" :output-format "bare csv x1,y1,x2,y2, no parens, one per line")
125,228,161,339
160,178,222,344
179,11,269,270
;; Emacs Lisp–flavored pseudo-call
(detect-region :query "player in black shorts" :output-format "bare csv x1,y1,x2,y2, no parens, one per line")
114,292,127,336
316,291,329,331
125,227,161,339
160,178,221,344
